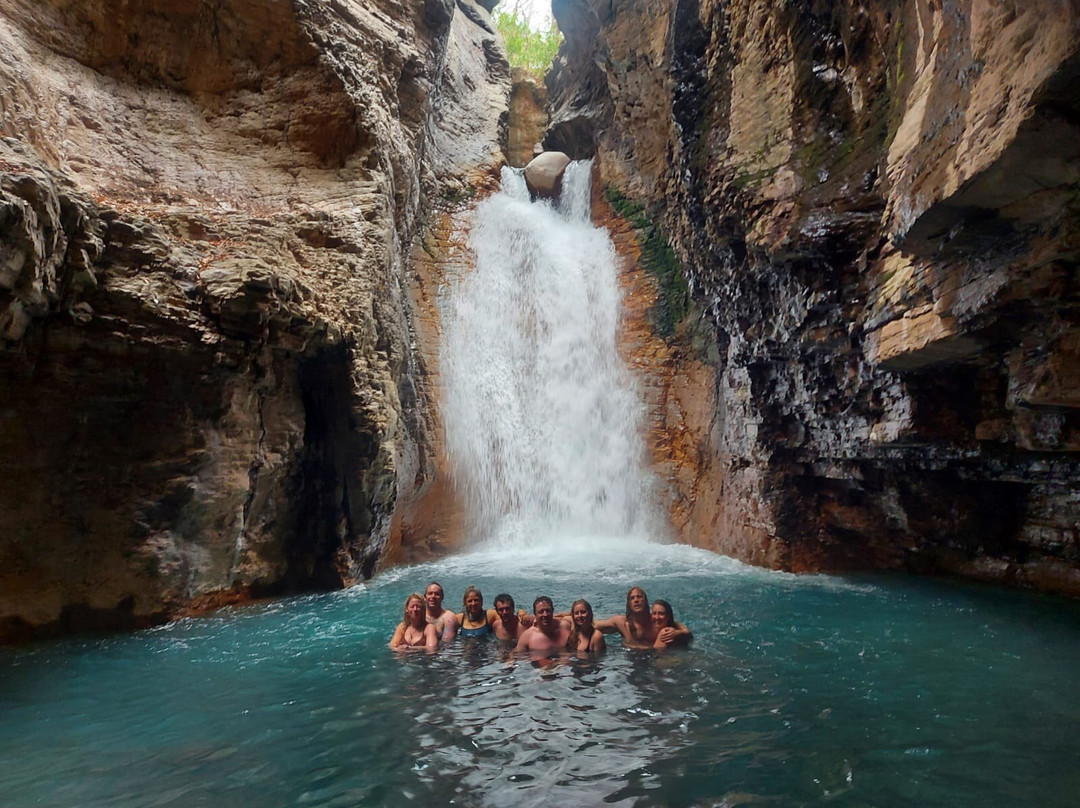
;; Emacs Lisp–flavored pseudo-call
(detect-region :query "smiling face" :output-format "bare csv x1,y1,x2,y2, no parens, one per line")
650,603,671,629
572,600,592,627
464,590,484,618
405,595,426,626
533,598,555,629
425,584,444,613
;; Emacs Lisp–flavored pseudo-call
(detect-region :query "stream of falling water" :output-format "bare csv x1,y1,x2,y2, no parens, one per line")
4,165,1080,808
440,162,658,545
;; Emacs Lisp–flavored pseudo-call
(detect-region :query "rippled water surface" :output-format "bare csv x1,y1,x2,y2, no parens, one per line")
3,540,1079,807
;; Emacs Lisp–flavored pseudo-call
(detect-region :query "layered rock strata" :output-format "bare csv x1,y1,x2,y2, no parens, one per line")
0,0,509,641
507,68,549,167
550,0,1080,593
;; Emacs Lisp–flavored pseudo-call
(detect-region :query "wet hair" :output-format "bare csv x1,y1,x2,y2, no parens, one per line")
625,587,649,642
402,593,425,627
425,581,444,598
651,599,675,628
462,586,484,616
493,593,515,610
533,595,554,613
567,599,594,650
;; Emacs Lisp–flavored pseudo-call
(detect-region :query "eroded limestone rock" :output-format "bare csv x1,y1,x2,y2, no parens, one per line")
0,0,509,641
550,0,1080,593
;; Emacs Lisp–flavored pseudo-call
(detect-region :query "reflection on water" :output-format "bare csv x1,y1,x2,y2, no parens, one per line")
2,542,1080,807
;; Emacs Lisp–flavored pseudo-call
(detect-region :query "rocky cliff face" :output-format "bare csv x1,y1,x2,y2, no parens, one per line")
549,0,1080,593
0,0,509,641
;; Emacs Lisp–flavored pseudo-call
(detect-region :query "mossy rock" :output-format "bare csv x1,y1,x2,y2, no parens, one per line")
605,187,691,338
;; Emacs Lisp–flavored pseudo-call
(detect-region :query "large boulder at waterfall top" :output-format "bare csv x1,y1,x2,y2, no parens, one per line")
524,151,571,199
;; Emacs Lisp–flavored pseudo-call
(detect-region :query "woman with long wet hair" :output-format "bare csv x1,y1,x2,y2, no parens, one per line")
566,599,606,654
456,585,493,638
390,593,439,651
650,599,689,648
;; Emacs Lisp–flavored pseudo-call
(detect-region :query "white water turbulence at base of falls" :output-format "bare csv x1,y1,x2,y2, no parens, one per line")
441,161,658,545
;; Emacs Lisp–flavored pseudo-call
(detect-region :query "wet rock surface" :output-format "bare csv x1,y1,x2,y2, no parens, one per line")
0,0,508,641
551,0,1080,593
524,150,572,198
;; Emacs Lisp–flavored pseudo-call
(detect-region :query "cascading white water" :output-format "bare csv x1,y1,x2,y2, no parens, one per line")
441,161,656,545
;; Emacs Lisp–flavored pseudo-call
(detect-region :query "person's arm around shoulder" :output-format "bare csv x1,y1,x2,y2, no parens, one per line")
423,622,439,651
656,622,692,647
594,615,624,634
389,624,406,650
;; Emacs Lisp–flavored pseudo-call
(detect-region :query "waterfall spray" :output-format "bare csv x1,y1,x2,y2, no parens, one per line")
441,161,656,545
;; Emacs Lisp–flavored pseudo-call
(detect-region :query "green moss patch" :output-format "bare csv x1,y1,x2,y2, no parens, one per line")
606,187,691,338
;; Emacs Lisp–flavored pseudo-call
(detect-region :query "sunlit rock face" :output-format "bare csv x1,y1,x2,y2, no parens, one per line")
0,0,509,640
507,69,548,167
550,0,1080,593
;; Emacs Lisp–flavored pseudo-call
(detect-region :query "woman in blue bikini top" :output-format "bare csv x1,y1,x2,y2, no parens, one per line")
457,586,493,638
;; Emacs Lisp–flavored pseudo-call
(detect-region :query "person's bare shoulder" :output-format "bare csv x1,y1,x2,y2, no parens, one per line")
515,626,536,651
591,630,607,652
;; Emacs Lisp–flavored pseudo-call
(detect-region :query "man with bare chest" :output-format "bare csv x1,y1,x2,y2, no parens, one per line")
424,581,459,643
515,596,570,655
595,586,692,648
491,593,530,641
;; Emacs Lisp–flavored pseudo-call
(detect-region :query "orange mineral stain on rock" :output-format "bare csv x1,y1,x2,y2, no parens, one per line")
383,169,503,567
591,178,724,551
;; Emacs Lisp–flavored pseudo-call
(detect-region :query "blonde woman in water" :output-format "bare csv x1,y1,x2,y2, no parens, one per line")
566,599,605,654
390,593,439,651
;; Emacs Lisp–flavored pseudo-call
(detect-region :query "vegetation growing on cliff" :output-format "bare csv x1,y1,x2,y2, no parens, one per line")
605,188,691,338
493,3,562,77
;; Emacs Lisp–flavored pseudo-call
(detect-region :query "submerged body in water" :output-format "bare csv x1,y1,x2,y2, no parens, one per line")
3,540,1080,808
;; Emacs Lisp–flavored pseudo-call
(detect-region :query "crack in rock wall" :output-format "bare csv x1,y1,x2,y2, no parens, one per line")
549,0,1080,594
0,0,509,641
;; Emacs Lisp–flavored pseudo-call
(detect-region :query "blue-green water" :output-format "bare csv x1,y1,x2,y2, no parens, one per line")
3,539,1079,807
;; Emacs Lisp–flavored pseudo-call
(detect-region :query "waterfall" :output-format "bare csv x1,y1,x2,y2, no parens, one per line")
441,161,657,545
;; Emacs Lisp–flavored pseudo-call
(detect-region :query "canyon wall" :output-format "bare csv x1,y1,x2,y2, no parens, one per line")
550,0,1080,593
0,0,508,641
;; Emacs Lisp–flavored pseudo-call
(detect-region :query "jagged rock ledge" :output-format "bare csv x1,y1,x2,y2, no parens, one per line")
0,0,509,642
548,0,1080,595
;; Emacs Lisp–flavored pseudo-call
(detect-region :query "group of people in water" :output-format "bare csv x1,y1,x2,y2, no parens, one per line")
390,582,692,654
